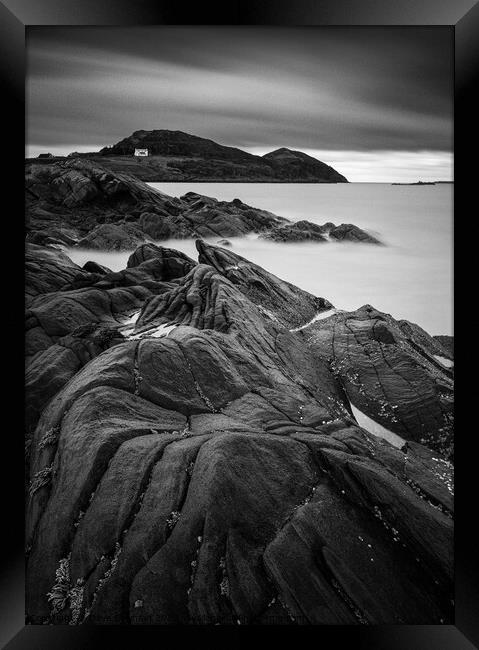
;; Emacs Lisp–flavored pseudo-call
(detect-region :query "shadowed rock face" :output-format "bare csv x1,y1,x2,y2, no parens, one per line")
25,242,196,434
25,244,90,304
126,243,196,279
26,159,165,238
300,305,454,459
399,321,454,362
433,335,454,359
260,220,381,244
25,160,286,248
77,224,147,251
329,223,382,244
260,220,328,242
25,241,453,626
195,240,332,329
25,160,376,250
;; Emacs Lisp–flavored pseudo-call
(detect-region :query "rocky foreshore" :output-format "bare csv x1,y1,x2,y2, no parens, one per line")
26,159,379,250
26,239,454,625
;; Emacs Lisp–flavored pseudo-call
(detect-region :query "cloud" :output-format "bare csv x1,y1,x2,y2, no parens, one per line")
245,148,453,183
26,26,453,180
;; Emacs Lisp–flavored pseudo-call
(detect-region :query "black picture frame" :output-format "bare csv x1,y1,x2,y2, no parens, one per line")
1,1,475,648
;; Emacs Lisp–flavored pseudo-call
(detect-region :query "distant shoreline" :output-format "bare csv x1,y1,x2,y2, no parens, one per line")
24,157,453,185
391,180,453,186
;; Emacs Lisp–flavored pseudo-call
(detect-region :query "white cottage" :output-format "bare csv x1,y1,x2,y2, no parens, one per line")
134,148,149,157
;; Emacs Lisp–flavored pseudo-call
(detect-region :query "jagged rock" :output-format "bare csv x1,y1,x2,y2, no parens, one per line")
397,320,454,362
260,220,328,242
433,335,454,359
262,221,381,245
127,243,196,280
25,242,453,626
25,243,90,304
26,226,80,248
25,325,124,433
77,224,148,251
177,192,286,238
139,212,171,240
25,272,153,364
25,159,177,236
195,240,332,329
25,160,293,245
25,161,381,249
296,220,335,232
82,261,112,275
329,223,381,244
25,244,197,433
260,220,381,244
300,305,454,458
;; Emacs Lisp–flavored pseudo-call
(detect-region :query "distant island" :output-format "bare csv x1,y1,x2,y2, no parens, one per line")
391,180,453,186
26,129,349,183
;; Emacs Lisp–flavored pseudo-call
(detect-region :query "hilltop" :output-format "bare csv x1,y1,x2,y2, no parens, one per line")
27,129,348,183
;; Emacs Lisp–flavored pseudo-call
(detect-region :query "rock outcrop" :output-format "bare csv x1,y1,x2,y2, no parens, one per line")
25,160,381,250
25,241,453,626
399,322,454,362
260,221,328,242
25,244,90,304
433,335,454,359
78,224,148,251
26,160,287,247
261,220,381,244
25,242,197,432
26,159,182,237
328,223,382,244
300,306,454,459
195,240,331,329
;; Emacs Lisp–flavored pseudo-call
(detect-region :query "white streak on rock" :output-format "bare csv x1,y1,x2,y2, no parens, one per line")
290,309,338,332
122,310,142,326
349,401,405,449
119,310,142,336
433,355,454,368
127,324,177,341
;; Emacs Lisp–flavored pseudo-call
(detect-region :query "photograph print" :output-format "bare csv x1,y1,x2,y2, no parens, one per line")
25,26,454,625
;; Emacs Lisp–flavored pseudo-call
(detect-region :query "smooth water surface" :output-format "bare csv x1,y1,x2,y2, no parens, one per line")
67,183,453,335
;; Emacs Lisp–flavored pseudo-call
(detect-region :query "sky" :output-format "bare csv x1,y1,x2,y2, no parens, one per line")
26,27,453,182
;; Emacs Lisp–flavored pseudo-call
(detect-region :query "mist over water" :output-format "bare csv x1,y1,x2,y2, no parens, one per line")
67,183,453,336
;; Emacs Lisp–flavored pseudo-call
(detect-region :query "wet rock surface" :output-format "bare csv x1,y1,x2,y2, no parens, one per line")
25,244,90,304
328,223,381,244
300,306,454,459
433,335,454,359
260,220,381,244
25,240,453,625
25,160,377,250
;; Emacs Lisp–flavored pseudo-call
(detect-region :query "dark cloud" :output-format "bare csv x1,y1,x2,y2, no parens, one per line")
26,26,453,154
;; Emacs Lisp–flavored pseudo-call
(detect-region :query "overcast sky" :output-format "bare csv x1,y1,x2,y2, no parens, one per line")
26,27,453,182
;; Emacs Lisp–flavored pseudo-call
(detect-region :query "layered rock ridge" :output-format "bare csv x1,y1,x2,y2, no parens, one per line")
25,240,453,626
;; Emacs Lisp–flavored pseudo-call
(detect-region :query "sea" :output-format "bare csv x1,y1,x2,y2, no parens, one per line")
67,182,453,336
